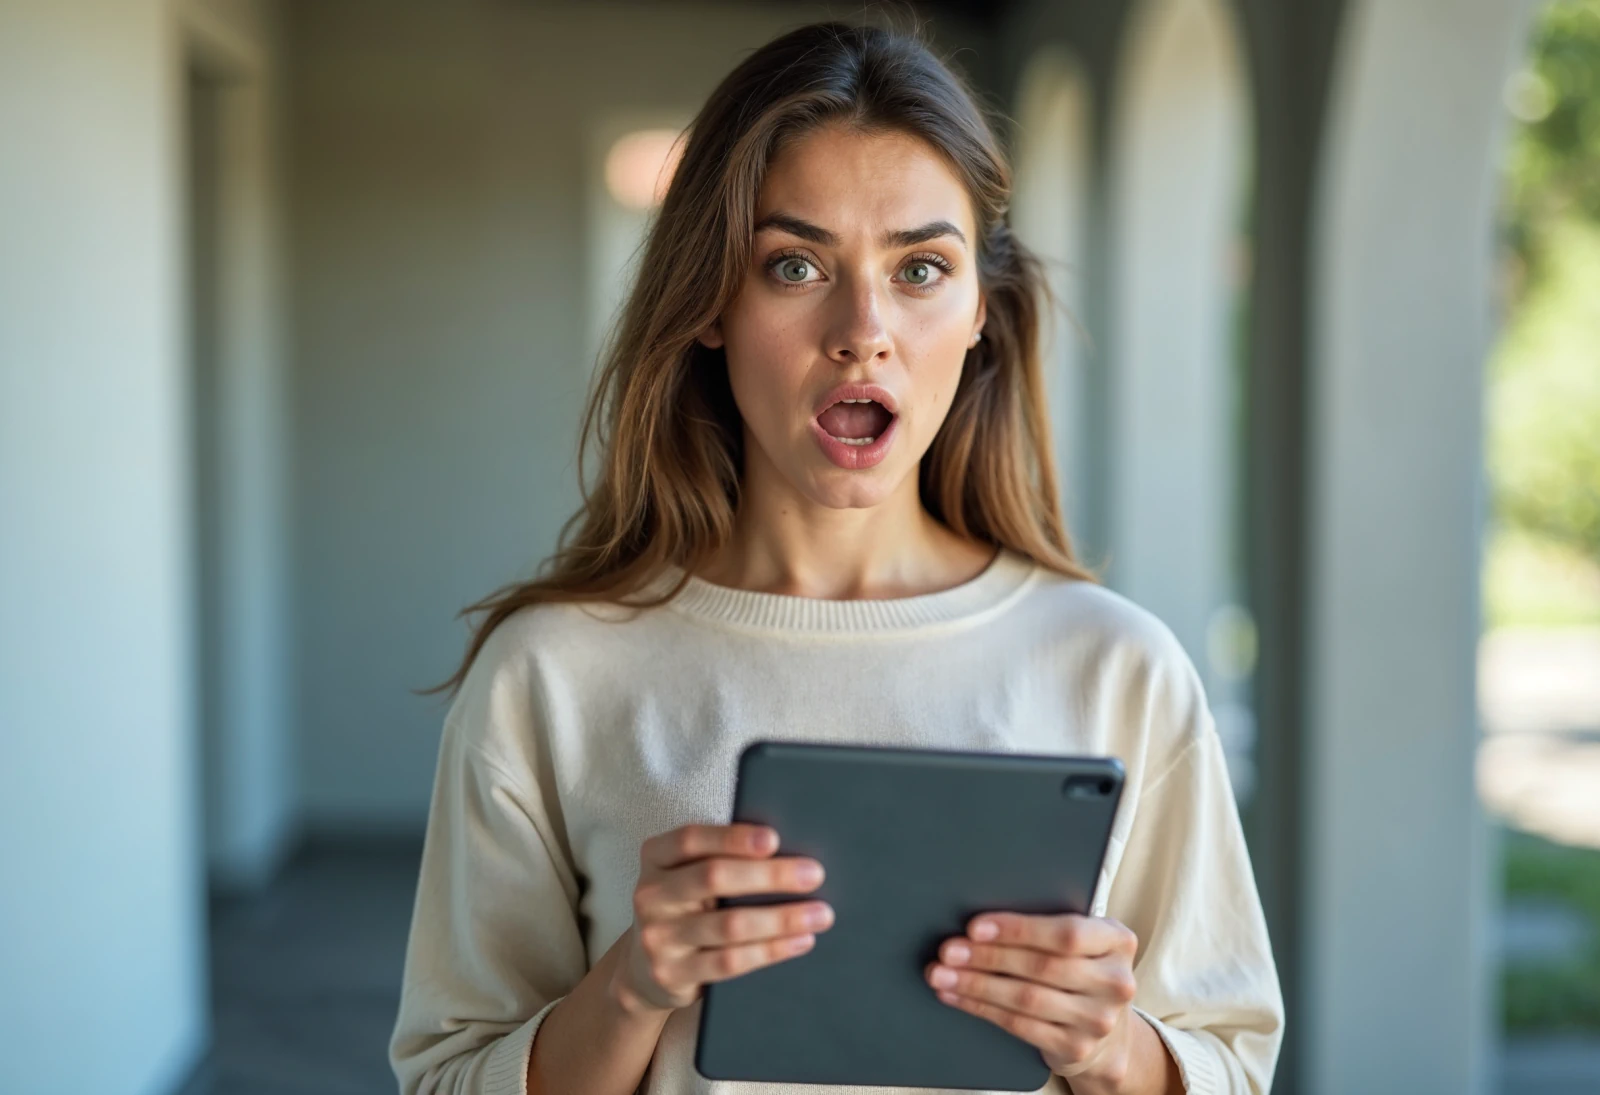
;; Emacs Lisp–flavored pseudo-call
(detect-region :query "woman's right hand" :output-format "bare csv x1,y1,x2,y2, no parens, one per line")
609,823,834,1014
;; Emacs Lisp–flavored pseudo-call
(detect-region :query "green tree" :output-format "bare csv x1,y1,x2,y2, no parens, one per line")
1492,0,1600,569
1489,223,1600,564
1504,0,1600,273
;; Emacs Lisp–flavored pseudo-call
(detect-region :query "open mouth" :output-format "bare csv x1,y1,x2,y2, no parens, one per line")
809,384,900,470
815,397,894,446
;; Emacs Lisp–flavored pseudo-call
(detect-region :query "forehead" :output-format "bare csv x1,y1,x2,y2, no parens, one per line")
756,124,976,242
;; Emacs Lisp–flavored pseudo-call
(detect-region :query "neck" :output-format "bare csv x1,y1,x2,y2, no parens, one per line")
697,443,994,601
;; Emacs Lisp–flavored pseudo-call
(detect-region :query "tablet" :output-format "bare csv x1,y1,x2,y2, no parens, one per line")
694,740,1125,1091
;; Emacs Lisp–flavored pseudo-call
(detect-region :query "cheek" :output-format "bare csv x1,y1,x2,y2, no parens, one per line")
721,305,810,428
913,329,973,422
905,289,978,378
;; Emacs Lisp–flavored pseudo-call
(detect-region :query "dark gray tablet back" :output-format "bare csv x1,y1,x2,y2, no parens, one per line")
695,741,1124,1091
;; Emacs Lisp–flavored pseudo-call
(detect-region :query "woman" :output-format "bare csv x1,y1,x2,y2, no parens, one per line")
389,20,1283,1095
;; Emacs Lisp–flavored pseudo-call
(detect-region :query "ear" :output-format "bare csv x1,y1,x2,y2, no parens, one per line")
697,319,725,350
971,294,987,342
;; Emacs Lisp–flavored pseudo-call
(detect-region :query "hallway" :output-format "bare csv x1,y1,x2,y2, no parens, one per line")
175,842,420,1095
3,2,1577,1092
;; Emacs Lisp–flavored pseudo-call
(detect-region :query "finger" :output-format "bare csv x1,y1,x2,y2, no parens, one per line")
674,900,834,948
641,824,778,869
934,987,1084,1060
926,964,1093,1026
654,855,824,911
682,933,818,984
937,939,1136,1001
968,912,1136,959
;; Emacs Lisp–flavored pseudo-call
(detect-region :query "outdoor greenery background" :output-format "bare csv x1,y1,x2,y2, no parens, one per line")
1488,0,1600,629
1490,0,1600,1035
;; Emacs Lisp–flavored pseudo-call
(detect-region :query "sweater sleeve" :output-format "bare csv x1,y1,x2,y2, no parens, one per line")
1102,665,1285,1094
388,627,589,1095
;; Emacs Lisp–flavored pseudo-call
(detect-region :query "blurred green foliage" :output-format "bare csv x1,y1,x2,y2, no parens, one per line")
1502,830,1600,1032
1503,1,1600,263
1489,0,1600,610
1488,221,1600,570
1486,1,1600,1043
1484,528,1600,627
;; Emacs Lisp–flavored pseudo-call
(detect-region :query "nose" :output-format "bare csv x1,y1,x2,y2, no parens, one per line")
825,274,892,366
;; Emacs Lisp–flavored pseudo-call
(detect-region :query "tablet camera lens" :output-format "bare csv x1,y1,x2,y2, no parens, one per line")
1062,775,1111,799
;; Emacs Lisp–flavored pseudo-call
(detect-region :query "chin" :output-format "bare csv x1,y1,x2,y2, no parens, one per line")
802,469,903,511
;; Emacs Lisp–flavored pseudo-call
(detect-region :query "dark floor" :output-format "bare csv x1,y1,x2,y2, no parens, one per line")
174,838,423,1095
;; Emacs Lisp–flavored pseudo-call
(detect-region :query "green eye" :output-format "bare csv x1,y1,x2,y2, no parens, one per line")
904,262,931,285
779,258,811,282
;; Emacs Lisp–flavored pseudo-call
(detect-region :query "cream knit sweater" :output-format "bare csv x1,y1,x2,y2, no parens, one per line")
388,548,1284,1095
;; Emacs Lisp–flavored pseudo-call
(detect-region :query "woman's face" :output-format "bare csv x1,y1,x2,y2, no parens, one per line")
698,123,986,511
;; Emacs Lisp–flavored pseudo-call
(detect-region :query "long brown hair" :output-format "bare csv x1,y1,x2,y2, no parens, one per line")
428,19,1094,697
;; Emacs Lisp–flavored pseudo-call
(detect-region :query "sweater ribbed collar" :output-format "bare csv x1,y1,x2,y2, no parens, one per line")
656,547,1038,634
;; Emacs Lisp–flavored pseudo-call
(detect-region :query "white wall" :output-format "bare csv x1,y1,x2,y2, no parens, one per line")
1306,1,1536,1090
285,1,991,830
0,2,206,1092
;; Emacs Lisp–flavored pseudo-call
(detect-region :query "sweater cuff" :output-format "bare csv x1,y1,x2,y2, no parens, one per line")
481,997,565,1095
1132,1006,1223,1095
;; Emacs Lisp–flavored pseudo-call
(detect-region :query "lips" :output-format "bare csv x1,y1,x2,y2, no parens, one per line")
811,382,900,419
810,382,900,470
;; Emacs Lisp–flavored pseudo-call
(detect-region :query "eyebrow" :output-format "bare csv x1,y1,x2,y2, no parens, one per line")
752,211,967,249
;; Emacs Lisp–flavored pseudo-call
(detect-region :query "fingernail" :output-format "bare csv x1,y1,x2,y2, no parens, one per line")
796,861,824,886
753,828,778,852
930,966,958,989
944,941,970,965
804,904,834,930
971,920,998,941
789,933,815,954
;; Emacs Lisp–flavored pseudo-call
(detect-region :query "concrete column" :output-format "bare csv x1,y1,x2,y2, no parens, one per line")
1012,46,1094,552
1306,1,1536,1090
1106,0,1251,750
0,2,206,1092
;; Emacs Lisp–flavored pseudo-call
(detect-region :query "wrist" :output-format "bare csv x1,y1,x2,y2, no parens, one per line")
601,935,675,1021
1065,1011,1181,1095
604,972,662,1019
1059,1011,1135,1095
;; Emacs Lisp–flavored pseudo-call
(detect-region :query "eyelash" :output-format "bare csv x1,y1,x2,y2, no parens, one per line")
765,248,956,294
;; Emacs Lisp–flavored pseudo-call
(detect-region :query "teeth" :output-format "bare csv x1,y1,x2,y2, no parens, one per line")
830,435,877,446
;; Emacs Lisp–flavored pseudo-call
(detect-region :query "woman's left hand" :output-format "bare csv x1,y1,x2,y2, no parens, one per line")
925,912,1142,1088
